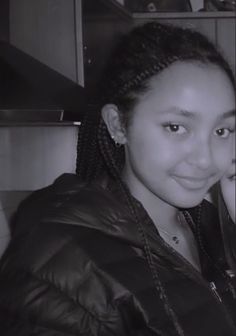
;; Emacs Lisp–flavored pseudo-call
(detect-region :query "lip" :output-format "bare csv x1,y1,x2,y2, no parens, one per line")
173,175,209,190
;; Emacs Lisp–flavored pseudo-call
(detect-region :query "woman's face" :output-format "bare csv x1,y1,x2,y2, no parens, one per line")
122,62,235,209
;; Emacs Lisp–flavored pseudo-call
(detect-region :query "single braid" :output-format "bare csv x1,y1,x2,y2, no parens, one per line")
97,120,125,177
76,104,106,181
115,55,179,98
97,120,185,336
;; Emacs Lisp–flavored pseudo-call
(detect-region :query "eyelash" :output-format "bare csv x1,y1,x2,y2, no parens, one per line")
162,123,187,135
214,128,235,139
162,123,235,138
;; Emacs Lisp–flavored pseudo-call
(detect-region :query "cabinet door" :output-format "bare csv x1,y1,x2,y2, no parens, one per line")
10,0,83,84
82,1,131,90
216,18,236,75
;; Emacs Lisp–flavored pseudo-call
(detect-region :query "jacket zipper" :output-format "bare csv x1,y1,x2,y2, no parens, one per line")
145,213,227,306
154,235,236,331
209,281,222,302
160,236,236,334
142,205,236,331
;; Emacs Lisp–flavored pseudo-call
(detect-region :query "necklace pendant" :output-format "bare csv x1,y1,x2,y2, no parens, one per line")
172,236,179,244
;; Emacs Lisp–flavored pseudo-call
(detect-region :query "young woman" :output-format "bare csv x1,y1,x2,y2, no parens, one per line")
0,22,235,336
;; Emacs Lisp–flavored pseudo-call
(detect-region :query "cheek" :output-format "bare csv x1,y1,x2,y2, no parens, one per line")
128,136,175,173
212,139,234,175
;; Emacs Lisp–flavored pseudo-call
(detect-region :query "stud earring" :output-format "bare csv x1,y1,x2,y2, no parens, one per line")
111,135,122,148
115,141,122,148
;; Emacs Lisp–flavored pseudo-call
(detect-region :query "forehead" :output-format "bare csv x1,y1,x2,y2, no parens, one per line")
134,61,235,121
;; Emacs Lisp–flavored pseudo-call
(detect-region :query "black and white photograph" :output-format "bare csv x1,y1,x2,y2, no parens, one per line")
0,0,235,335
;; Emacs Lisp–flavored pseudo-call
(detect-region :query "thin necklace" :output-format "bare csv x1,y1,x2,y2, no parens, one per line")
156,213,183,245
157,227,180,244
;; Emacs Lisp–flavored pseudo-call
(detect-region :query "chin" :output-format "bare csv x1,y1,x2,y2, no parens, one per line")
171,194,205,209
169,179,211,208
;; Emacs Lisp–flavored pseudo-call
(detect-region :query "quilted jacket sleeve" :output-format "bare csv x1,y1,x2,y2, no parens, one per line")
0,175,162,336
0,177,128,336
0,225,130,336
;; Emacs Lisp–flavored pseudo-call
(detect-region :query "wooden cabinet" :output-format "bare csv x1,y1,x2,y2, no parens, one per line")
9,0,131,87
82,2,131,90
9,0,235,87
0,0,9,42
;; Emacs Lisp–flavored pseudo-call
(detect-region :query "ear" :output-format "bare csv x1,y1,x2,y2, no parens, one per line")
101,104,127,145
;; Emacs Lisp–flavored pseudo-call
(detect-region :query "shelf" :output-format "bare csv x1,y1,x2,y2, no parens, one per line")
88,0,236,19
132,11,236,19
101,0,131,18
85,0,132,20
0,121,81,127
101,1,236,19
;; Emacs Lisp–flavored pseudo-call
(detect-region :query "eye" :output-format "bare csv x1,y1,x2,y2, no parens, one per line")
164,123,187,135
215,128,234,139
229,174,236,181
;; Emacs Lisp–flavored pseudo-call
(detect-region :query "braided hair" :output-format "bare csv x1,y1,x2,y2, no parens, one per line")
77,22,235,180
76,22,235,335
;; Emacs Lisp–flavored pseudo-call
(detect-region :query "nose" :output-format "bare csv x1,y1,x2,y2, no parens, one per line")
186,139,212,170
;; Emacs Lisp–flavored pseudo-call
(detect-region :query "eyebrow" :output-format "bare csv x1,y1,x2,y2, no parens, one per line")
220,110,236,119
165,109,236,120
163,109,196,119
175,110,196,118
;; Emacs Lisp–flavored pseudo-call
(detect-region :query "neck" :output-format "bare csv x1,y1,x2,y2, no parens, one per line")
122,171,179,231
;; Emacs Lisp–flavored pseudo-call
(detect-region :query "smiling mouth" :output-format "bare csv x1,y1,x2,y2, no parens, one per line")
173,175,209,190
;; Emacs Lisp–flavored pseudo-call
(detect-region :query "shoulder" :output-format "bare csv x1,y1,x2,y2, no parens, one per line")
12,174,129,235
5,173,139,272
0,226,131,334
0,175,140,334
1,173,143,291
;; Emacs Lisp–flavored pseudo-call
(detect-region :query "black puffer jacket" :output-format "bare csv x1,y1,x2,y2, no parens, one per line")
0,174,236,336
